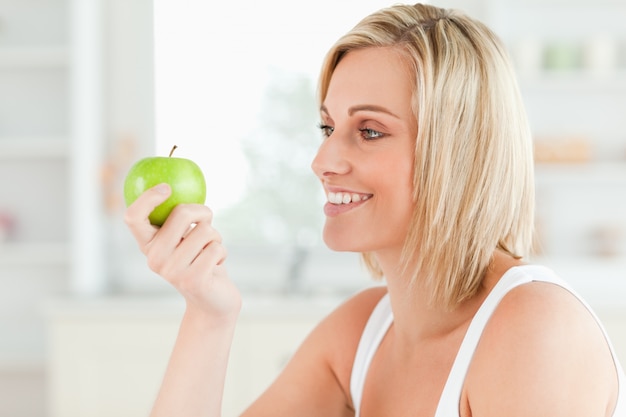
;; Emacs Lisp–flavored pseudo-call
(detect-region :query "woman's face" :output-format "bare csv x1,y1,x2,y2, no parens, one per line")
311,46,417,256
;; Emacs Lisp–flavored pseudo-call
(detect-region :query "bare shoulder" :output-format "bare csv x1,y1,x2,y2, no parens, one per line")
296,284,389,375
466,280,618,417
319,284,389,339
282,285,389,405
313,285,389,393
242,285,388,416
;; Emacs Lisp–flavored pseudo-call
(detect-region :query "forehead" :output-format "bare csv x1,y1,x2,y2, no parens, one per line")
323,46,414,116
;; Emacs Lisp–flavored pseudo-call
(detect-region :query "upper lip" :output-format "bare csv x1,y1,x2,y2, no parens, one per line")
324,185,372,195
323,185,374,201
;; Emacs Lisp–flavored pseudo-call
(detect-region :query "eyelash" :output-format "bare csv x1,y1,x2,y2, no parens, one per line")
317,123,385,141
318,123,334,138
359,128,384,140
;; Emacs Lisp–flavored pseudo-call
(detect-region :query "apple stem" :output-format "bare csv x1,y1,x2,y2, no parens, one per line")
169,145,178,158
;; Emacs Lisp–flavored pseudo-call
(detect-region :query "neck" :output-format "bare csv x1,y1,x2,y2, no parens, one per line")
374,248,522,346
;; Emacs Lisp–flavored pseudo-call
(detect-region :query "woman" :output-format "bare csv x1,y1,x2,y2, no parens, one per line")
125,3,625,416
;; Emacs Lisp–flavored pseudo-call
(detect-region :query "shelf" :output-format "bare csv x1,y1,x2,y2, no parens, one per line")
0,138,69,159
0,242,69,267
0,356,45,373
518,71,626,93
0,47,69,69
535,163,626,186
495,0,626,7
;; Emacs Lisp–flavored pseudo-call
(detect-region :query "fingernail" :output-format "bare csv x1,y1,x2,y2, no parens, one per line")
154,183,170,194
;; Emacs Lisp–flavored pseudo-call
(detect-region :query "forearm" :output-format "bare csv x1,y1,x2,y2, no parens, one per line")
150,307,239,417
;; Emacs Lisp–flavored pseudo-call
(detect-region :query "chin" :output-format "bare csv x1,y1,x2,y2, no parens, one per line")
322,227,367,253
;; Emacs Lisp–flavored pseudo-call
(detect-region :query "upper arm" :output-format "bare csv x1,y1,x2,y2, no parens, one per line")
240,286,387,417
466,282,618,417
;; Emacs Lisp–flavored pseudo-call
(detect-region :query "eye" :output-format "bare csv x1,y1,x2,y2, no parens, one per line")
318,123,334,138
359,127,385,140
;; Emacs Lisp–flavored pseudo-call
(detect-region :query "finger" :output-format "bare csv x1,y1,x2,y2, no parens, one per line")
190,240,228,274
145,224,223,286
152,203,214,254
175,221,222,266
142,204,215,278
124,183,171,248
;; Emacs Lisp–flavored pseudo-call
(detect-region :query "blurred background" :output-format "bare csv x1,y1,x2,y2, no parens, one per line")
0,0,625,415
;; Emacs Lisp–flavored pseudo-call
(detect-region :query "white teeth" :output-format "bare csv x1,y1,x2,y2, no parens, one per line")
328,192,371,205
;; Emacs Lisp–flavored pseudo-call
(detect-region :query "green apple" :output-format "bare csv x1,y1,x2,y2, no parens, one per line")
123,145,207,226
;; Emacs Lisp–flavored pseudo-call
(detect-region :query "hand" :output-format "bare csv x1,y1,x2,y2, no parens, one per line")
124,183,241,320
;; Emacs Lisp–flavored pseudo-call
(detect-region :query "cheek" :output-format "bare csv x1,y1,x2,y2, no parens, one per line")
379,155,414,203
381,157,415,225
381,189,414,231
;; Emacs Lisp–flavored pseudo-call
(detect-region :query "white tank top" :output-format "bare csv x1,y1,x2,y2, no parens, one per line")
350,265,626,416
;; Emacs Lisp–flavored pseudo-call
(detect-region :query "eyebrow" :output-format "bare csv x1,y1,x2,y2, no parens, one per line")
320,104,401,119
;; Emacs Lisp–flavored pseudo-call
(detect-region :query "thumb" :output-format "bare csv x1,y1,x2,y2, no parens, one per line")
149,183,172,199
124,183,172,247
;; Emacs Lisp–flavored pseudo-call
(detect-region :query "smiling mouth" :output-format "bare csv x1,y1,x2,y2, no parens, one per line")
327,192,373,205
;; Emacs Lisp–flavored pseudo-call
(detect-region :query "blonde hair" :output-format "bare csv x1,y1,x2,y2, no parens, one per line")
318,3,535,309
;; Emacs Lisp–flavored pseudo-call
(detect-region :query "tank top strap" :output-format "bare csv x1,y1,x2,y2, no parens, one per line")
351,265,626,417
350,292,393,417
435,264,626,417
434,265,538,416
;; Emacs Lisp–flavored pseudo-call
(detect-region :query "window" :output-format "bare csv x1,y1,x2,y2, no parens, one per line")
152,1,392,293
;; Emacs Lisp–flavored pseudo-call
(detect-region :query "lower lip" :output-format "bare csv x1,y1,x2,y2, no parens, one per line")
323,199,369,217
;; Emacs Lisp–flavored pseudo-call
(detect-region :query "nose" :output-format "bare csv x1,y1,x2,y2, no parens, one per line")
311,134,351,179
